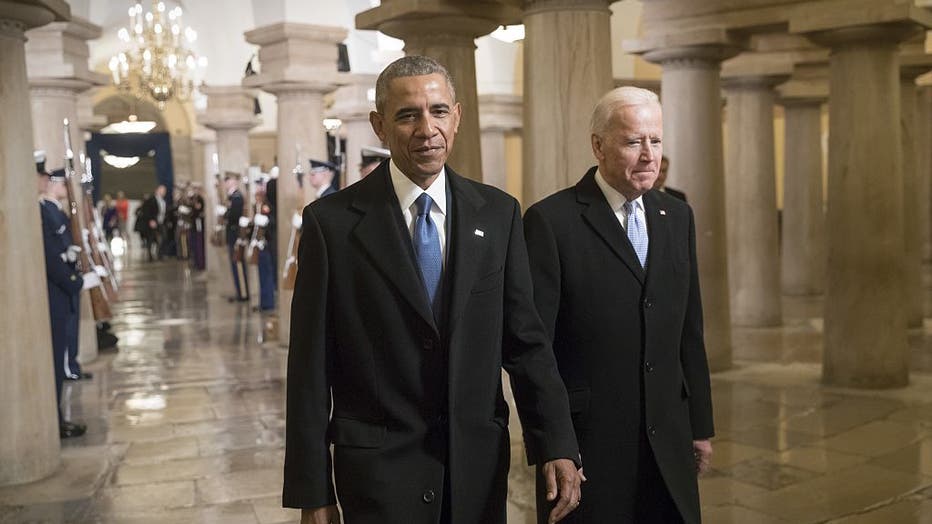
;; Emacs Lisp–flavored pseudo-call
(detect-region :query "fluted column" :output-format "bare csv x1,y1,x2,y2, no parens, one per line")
522,0,614,204
0,0,68,486
358,4,515,182
244,22,347,346
638,43,740,371
199,86,260,297
26,16,107,366
479,94,522,192
801,20,925,388
723,75,785,327
901,67,927,328
326,75,381,188
778,91,826,297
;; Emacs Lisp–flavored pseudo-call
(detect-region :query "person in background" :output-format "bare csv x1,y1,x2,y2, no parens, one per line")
653,155,687,202
359,145,391,180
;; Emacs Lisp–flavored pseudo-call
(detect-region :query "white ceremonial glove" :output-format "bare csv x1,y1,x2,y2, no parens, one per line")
178,205,191,215
291,213,302,229
66,245,82,263
94,265,109,278
82,271,102,290
253,213,269,227
238,216,251,228
215,205,227,216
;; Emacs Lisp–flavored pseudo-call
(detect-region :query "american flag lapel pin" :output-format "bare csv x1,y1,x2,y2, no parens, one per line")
659,209,666,216
474,229,485,237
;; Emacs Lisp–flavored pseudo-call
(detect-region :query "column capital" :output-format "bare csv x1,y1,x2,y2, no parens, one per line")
243,22,348,89
326,74,377,121
722,74,789,91
25,15,107,87
900,40,932,82
199,85,261,131
627,28,745,68
0,1,67,33
722,51,794,89
357,1,521,36
790,2,932,46
523,0,612,17
479,93,522,132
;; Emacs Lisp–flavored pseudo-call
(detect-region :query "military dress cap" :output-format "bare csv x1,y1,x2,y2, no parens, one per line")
35,150,47,174
309,159,338,172
360,146,390,165
49,168,66,182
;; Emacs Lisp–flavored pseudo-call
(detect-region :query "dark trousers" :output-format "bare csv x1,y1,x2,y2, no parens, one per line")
227,243,249,300
65,294,82,377
49,314,67,426
189,223,206,270
257,248,276,310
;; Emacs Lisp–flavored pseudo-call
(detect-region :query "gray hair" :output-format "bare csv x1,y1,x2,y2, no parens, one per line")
590,86,661,135
374,55,456,113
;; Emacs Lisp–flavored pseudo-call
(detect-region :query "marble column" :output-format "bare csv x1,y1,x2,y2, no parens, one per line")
26,16,107,366
920,85,932,263
244,22,346,346
326,75,380,188
522,0,614,204
199,86,260,297
0,0,68,486
358,5,513,182
479,93,522,192
779,93,826,297
639,43,740,371
901,67,926,328
802,22,925,388
722,76,785,327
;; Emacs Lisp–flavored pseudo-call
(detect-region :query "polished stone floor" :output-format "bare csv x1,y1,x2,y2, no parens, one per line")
2,250,932,523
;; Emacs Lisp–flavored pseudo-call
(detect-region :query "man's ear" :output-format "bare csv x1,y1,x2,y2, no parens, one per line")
591,134,604,162
369,111,386,142
452,102,462,133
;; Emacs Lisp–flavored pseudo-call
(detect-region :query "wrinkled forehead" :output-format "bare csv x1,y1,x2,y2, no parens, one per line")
613,102,663,132
386,74,454,104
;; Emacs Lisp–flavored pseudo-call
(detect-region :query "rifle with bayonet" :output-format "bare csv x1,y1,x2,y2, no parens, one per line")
62,119,112,321
80,152,119,302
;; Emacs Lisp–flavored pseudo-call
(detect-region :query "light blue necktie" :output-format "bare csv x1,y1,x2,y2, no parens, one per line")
414,193,442,309
623,200,648,268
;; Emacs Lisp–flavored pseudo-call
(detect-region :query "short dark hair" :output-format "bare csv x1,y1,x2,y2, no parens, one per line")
374,55,456,113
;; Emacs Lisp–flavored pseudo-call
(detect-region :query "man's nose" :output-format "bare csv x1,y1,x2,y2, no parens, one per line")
414,114,436,137
640,141,655,161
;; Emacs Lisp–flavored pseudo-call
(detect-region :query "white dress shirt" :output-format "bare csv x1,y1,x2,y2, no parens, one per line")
389,159,448,266
594,169,646,234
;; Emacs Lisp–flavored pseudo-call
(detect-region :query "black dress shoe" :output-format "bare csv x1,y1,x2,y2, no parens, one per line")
65,371,93,381
59,421,86,439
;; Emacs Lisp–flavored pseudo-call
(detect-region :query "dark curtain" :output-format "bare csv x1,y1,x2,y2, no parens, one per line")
86,132,174,204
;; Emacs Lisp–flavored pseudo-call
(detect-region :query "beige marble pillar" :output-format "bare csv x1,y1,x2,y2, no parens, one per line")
723,76,785,327
244,22,346,346
920,85,932,263
199,86,260,298
0,0,68,487
801,20,925,388
778,93,826,297
479,94,522,192
636,42,740,371
522,0,614,204
326,75,380,188
26,16,106,365
901,68,926,328
358,4,516,182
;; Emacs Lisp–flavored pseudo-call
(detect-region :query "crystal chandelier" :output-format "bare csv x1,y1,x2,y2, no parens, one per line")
108,1,207,109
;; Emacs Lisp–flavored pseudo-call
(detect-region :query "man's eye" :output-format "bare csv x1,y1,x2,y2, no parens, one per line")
651,139,662,146
627,141,641,147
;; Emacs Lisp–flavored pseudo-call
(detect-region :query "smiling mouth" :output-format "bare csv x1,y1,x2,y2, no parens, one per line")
413,146,443,154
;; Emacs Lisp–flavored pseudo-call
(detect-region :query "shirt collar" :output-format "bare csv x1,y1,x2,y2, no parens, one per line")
594,169,644,212
315,183,331,198
40,195,63,210
390,159,447,217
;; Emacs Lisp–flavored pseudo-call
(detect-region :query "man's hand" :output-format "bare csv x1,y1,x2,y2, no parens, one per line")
301,505,341,524
542,458,584,523
693,439,712,476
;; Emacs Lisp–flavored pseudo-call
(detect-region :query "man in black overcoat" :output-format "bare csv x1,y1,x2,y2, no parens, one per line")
524,87,714,524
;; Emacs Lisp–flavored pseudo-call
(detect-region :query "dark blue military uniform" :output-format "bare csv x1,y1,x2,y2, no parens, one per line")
39,197,83,425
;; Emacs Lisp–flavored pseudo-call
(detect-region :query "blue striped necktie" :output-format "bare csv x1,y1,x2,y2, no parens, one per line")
623,200,648,268
413,193,442,309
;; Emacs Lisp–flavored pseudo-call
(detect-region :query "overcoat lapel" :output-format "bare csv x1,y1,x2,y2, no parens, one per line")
444,168,486,337
350,163,438,335
576,168,645,285
642,190,670,287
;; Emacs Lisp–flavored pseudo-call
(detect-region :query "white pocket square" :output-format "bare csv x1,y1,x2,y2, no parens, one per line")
474,229,484,237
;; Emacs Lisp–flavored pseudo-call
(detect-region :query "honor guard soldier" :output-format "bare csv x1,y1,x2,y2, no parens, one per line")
359,145,390,180
308,159,339,199
36,151,91,438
